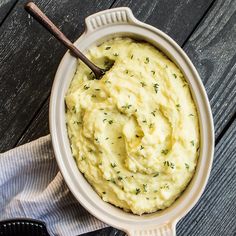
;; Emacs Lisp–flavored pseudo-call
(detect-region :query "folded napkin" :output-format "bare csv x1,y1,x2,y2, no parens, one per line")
0,135,107,236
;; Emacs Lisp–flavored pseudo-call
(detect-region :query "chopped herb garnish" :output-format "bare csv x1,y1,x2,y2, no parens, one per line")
84,85,90,90
118,136,122,139
140,81,146,87
153,173,159,177
131,54,133,59
118,176,123,181
160,184,169,189
117,171,121,174
88,149,93,153
190,140,195,146
135,109,138,112
122,104,132,109
153,83,159,93
103,119,107,123
135,188,141,195
81,156,86,161
108,120,113,124
105,46,111,50
105,80,111,84
142,119,147,123
104,112,107,115
146,197,150,200
173,73,177,78
144,57,149,64
91,94,96,98
105,137,109,140
185,163,190,170
149,123,154,129
161,149,169,155
151,70,155,75
143,184,147,192
110,178,116,184
95,138,99,142
95,88,100,91
151,111,156,117
140,145,144,150
113,53,119,56
189,114,194,117
111,163,117,168
163,161,175,169
135,134,140,138
102,191,106,194
125,69,129,74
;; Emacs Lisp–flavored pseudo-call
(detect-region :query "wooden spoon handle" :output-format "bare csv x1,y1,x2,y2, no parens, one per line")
24,2,103,78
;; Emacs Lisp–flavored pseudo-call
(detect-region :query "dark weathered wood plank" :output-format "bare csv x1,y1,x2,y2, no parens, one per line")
183,0,236,139
16,0,217,145
0,0,115,152
177,119,236,236
3,0,236,236
0,0,17,24
113,0,215,45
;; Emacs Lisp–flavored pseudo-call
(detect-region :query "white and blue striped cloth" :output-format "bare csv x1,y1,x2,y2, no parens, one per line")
0,135,107,236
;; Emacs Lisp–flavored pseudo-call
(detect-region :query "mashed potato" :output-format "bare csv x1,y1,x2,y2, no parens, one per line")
65,38,199,215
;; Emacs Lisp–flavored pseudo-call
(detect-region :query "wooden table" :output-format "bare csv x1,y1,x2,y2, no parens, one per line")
0,0,235,235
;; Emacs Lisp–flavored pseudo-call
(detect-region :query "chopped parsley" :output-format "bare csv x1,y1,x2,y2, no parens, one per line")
108,120,113,124
151,111,156,117
185,163,190,170
144,57,149,64
118,176,123,181
140,145,144,150
173,73,177,78
105,46,111,50
153,172,159,177
163,161,175,169
131,54,134,59
143,184,147,192
149,123,154,129
161,149,169,155
153,83,159,93
190,140,195,146
117,136,122,139
111,163,117,168
135,188,141,195
91,94,96,98
102,191,106,194
151,70,155,75
84,85,90,90
140,81,146,87
103,119,107,123
189,114,194,117
122,104,132,109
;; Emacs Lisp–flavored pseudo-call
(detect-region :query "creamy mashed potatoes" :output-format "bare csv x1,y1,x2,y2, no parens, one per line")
65,38,199,215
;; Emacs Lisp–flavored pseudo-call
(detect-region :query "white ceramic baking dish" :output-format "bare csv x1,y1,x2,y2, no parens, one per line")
49,7,214,235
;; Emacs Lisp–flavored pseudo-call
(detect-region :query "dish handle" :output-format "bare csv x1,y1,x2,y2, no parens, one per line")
85,7,138,33
126,223,176,236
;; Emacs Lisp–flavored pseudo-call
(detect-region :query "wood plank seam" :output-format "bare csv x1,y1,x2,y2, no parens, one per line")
0,0,18,27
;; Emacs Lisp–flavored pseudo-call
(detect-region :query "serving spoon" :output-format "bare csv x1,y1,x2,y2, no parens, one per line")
24,2,107,80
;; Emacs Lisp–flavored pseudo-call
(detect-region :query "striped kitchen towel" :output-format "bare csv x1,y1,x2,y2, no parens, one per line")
0,135,107,236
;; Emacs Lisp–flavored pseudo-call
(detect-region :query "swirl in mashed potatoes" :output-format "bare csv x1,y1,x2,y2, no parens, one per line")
65,38,199,215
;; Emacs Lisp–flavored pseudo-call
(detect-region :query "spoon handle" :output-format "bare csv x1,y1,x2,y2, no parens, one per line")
24,2,103,79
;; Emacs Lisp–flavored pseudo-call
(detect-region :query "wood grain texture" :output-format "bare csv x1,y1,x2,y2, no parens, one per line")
0,0,115,152
15,0,217,147
183,0,236,139
0,0,17,24
177,119,236,236
113,0,214,45
1,0,236,236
